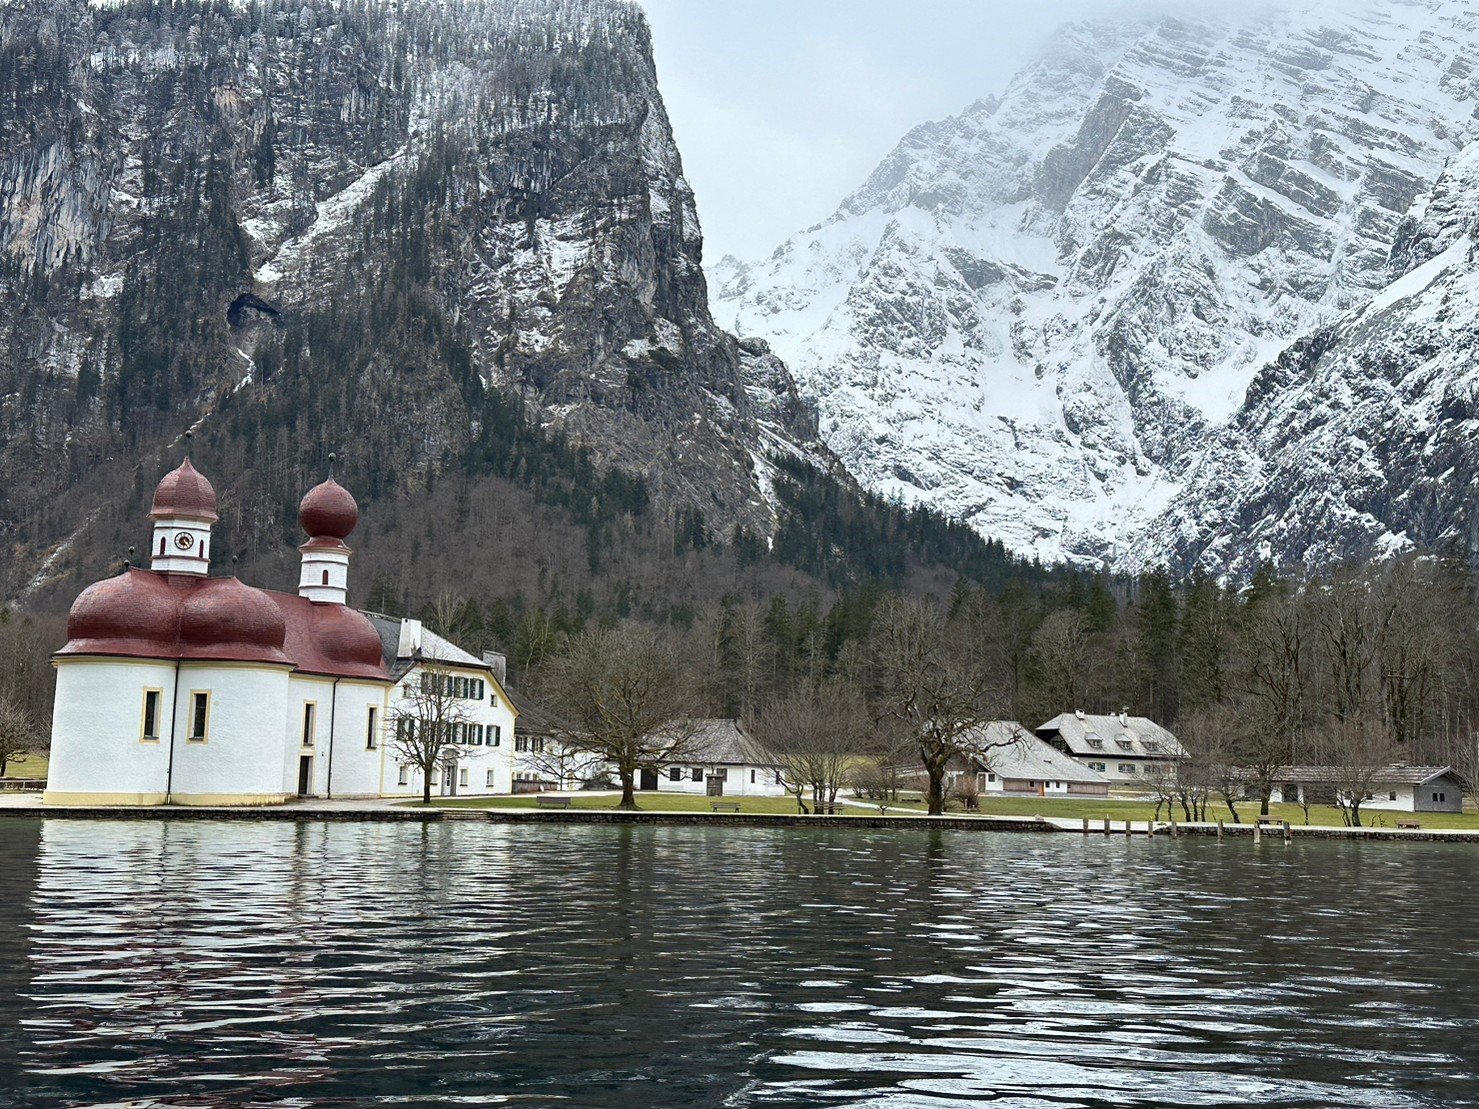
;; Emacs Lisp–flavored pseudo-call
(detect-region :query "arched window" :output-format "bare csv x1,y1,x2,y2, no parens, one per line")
159,535,167,556
322,570,330,585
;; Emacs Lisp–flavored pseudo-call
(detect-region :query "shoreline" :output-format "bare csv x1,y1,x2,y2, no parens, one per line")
2,798,1477,840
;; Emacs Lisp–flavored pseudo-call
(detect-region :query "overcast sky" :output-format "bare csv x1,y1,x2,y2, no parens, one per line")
638,0,1242,263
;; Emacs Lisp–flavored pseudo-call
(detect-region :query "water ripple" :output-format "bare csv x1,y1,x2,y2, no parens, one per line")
0,821,1474,1107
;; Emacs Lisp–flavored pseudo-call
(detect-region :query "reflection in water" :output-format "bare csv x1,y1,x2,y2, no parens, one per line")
0,819,1475,1106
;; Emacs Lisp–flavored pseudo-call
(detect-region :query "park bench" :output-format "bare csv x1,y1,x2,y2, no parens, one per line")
535,796,572,809
709,801,741,813
1396,819,1422,831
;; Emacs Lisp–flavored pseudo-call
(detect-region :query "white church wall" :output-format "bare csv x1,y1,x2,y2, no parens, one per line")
43,658,177,805
315,679,395,798
170,663,294,804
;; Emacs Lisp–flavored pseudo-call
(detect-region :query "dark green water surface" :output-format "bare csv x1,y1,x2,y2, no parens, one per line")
0,819,1474,1107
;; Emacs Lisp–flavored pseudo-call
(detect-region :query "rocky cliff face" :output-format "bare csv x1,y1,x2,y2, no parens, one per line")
1137,140,1479,578
0,0,829,602
714,1,1479,569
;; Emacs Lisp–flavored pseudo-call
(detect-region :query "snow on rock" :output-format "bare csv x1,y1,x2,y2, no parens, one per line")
1136,147,1479,579
714,1,1479,569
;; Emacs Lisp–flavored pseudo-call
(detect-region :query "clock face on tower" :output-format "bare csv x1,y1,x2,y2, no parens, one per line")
173,532,196,551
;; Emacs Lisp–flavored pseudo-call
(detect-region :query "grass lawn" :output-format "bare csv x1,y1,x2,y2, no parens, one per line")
1,752,48,780
411,787,1479,829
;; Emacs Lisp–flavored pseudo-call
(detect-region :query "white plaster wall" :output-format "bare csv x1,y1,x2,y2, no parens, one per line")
981,775,1097,796
379,663,518,799
298,550,350,604
284,674,335,796
170,663,293,801
149,520,213,574
46,659,177,801
311,680,394,798
653,764,788,797
1069,756,1167,784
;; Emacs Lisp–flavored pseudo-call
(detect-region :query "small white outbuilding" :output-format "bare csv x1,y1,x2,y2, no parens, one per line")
1270,766,1464,814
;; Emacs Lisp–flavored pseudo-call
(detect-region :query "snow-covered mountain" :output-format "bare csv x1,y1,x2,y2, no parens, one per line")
713,1,1479,568
1139,139,1479,578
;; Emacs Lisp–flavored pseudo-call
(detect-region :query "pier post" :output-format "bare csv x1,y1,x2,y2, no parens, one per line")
1103,816,1111,835
1217,819,1224,840
1170,815,1178,838
1124,818,1132,837
1082,816,1090,834
1283,820,1291,845
1253,821,1261,844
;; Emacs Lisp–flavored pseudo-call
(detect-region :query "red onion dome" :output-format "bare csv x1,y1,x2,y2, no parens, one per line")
299,477,358,541
150,458,219,523
178,578,290,664
314,605,390,673
58,568,182,659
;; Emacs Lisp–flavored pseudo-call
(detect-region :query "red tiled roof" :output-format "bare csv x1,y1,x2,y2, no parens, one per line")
266,590,388,680
57,569,389,681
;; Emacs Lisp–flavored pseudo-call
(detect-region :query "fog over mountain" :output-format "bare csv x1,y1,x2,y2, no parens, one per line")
712,0,1479,575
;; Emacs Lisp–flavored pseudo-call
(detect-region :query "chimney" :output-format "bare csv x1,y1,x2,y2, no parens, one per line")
482,650,507,684
1074,709,1085,720
397,618,423,658
1119,708,1129,727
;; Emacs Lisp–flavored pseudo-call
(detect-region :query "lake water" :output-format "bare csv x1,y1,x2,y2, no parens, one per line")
0,820,1475,1107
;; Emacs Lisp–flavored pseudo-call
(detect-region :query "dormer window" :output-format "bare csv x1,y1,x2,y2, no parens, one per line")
1117,739,1133,751
1087,737,1104,749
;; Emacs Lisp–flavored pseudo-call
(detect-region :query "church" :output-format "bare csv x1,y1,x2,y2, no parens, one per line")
43,456,518,806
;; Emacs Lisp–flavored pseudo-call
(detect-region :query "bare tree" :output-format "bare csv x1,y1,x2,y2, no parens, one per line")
534,624,700,809
1177,704,1244,823
1237,588,1308,815
869,597,1011,815
949,771,982,813
751,678,870,814
0,695,36,778
428,591,478,648
389,659,476,805
517,735,606,791
1030,609,1093,716
1144,760,1182,822
1319,713,1401,828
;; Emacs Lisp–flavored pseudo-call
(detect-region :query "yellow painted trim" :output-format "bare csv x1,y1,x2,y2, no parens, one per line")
301,700,318,748
139,687,164,743
52,656,295,671
365,704,380,751
44,791,169,806
179,660,294,672
54,656,174,669
170,793,294,807
186,689,212,743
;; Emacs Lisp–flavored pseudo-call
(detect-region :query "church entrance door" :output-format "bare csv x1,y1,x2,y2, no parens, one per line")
297,755,313,797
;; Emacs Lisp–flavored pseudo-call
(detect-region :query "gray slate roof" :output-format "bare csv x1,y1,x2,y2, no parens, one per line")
1035,712,1186,760
361,612,491,682
680,719,781,768
1276,765,1455,786
971,725,1109,785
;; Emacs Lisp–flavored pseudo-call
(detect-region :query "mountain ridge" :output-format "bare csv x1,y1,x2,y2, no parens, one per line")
713,1,1479,573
